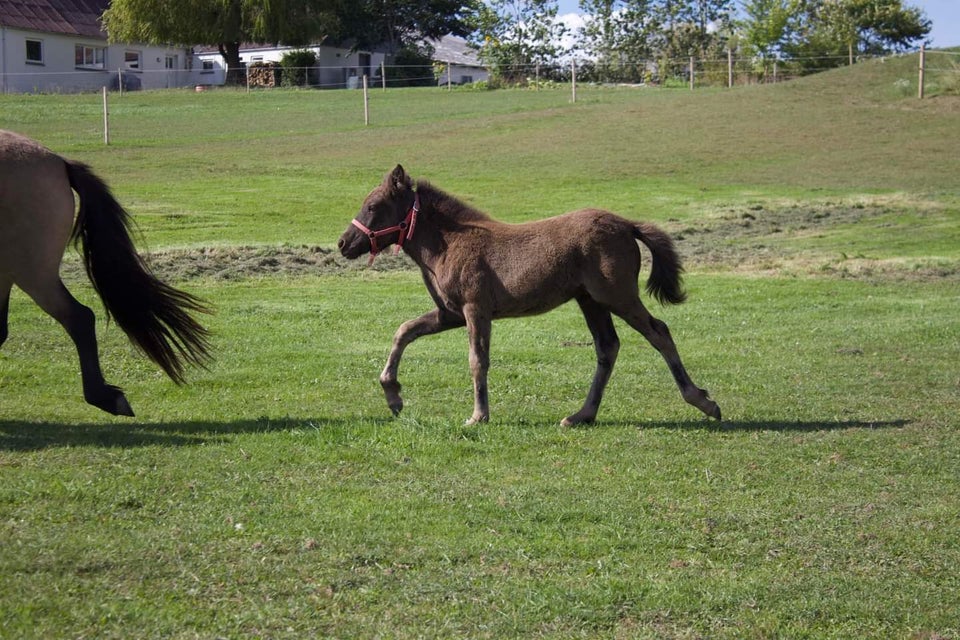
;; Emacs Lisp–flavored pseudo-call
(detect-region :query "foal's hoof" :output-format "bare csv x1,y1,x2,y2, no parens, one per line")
388,399,404,417
561,411,596,428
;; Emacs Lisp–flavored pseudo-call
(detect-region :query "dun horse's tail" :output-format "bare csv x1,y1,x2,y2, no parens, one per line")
633,222,687,305
65,160,212,383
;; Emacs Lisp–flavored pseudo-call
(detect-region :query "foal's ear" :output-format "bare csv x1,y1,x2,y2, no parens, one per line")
386,164,412,194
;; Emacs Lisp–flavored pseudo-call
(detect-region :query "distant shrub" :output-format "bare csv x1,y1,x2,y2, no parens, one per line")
390,45,436,87
280,50,317,88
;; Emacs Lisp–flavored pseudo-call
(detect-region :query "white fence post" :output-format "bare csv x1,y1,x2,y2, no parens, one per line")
571,59,577,103
102,86,110,145
727,49,733,88
918,45,926,100
363,74,369,125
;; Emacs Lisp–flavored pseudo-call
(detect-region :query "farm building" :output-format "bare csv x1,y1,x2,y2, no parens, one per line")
193,41,388,90
194,35,488,89
0,0,200,93
432,35,488,86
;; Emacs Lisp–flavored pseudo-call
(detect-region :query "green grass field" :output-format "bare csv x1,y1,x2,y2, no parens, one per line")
1,53,959,638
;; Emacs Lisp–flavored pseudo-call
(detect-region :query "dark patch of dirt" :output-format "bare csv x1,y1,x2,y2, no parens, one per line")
57,202,957,284
667,200,959,282
668,202,873,268
60,245,415,284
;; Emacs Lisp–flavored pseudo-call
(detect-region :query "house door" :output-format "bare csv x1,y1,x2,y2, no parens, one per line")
359,53,371,80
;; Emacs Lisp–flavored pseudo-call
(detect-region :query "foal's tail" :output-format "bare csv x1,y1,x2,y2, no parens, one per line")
66,160,212,383
633,222,687,305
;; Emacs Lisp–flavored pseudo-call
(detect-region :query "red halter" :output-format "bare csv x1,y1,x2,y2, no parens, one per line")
351,193,420,265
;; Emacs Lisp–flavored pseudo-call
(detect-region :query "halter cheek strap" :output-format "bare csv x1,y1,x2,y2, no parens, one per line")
350,193,420,265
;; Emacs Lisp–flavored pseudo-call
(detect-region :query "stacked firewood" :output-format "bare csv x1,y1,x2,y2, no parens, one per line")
247,62,282,88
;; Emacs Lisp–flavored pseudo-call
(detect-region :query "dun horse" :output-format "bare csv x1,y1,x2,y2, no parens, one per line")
0,130,211,416
339,165,720,426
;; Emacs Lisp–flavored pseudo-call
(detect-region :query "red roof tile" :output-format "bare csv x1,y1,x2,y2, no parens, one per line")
0,0,110,38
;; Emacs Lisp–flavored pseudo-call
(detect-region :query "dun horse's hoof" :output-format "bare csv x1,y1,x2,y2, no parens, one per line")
89,390,135,417
113,395,136,417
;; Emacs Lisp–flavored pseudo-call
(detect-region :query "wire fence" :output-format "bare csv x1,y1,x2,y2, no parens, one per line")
4,48,957,96
236,49,960,96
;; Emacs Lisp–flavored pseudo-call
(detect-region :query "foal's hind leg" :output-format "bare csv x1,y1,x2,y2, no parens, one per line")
20,277,134,416
562,295,620,427
615,299,721,420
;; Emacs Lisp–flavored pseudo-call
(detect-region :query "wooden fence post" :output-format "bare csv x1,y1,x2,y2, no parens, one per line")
102,86,109,145
571,59,577,103
381,60,386,91
362,75,369,125
727,48,733,88
689,56,695,90
918,45,926,99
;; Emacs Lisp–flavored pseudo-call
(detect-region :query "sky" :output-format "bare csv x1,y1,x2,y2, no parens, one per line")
554,0,960,49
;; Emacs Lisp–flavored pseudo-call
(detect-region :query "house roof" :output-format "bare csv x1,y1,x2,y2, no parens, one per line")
430,35,482,69
0,0,110,39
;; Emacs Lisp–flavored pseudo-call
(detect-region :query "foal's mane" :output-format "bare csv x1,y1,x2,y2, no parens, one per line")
416,180,491,224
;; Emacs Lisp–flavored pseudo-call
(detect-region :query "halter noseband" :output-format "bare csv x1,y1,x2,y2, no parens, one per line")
351,193,420,265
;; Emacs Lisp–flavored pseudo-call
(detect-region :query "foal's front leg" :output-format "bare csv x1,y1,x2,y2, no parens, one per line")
463,303,492,425
381,308,464,416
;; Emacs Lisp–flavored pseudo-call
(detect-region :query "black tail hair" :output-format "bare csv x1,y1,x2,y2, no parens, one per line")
633,222,687,305
66,160,212,383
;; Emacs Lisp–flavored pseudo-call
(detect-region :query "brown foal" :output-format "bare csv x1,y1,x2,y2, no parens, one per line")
338,165,720,426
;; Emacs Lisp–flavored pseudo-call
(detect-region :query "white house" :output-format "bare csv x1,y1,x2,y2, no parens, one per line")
194,41,387,89
194,35,487,89
432,35,488,86
0,0,199,93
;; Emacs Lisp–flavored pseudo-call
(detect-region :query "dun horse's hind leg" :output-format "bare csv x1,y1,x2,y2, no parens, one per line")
562,295,620,427
381,308,465,417
20,277,134,416
615,299,721,421
0,279,11,348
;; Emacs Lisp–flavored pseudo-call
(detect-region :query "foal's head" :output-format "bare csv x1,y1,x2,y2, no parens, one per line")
338,165,417,261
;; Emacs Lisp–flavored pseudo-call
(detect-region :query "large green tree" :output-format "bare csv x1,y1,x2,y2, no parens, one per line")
102,0,343,81
341,0,480,53
739,0,800,59
784,0,930,68
102,0,479,83
469,0,568,84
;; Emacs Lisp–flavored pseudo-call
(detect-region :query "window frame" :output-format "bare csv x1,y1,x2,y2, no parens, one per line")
75,44,106,70
124,50,142,71
25,39,44,65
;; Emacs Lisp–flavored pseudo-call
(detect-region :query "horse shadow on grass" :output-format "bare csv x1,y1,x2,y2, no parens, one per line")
0,416,394,452
588,418,911,432
0,416,911,451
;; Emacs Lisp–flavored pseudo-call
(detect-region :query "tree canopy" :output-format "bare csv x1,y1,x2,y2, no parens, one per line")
102,0,479,81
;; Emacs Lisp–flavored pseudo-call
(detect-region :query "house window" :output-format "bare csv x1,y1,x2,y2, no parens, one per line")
165,55,177,70
124,51,141,70
75,44,105,70
25,39,43,64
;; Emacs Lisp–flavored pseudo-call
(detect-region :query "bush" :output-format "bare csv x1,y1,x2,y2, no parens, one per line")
389,45,436,87
280,50,317,88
